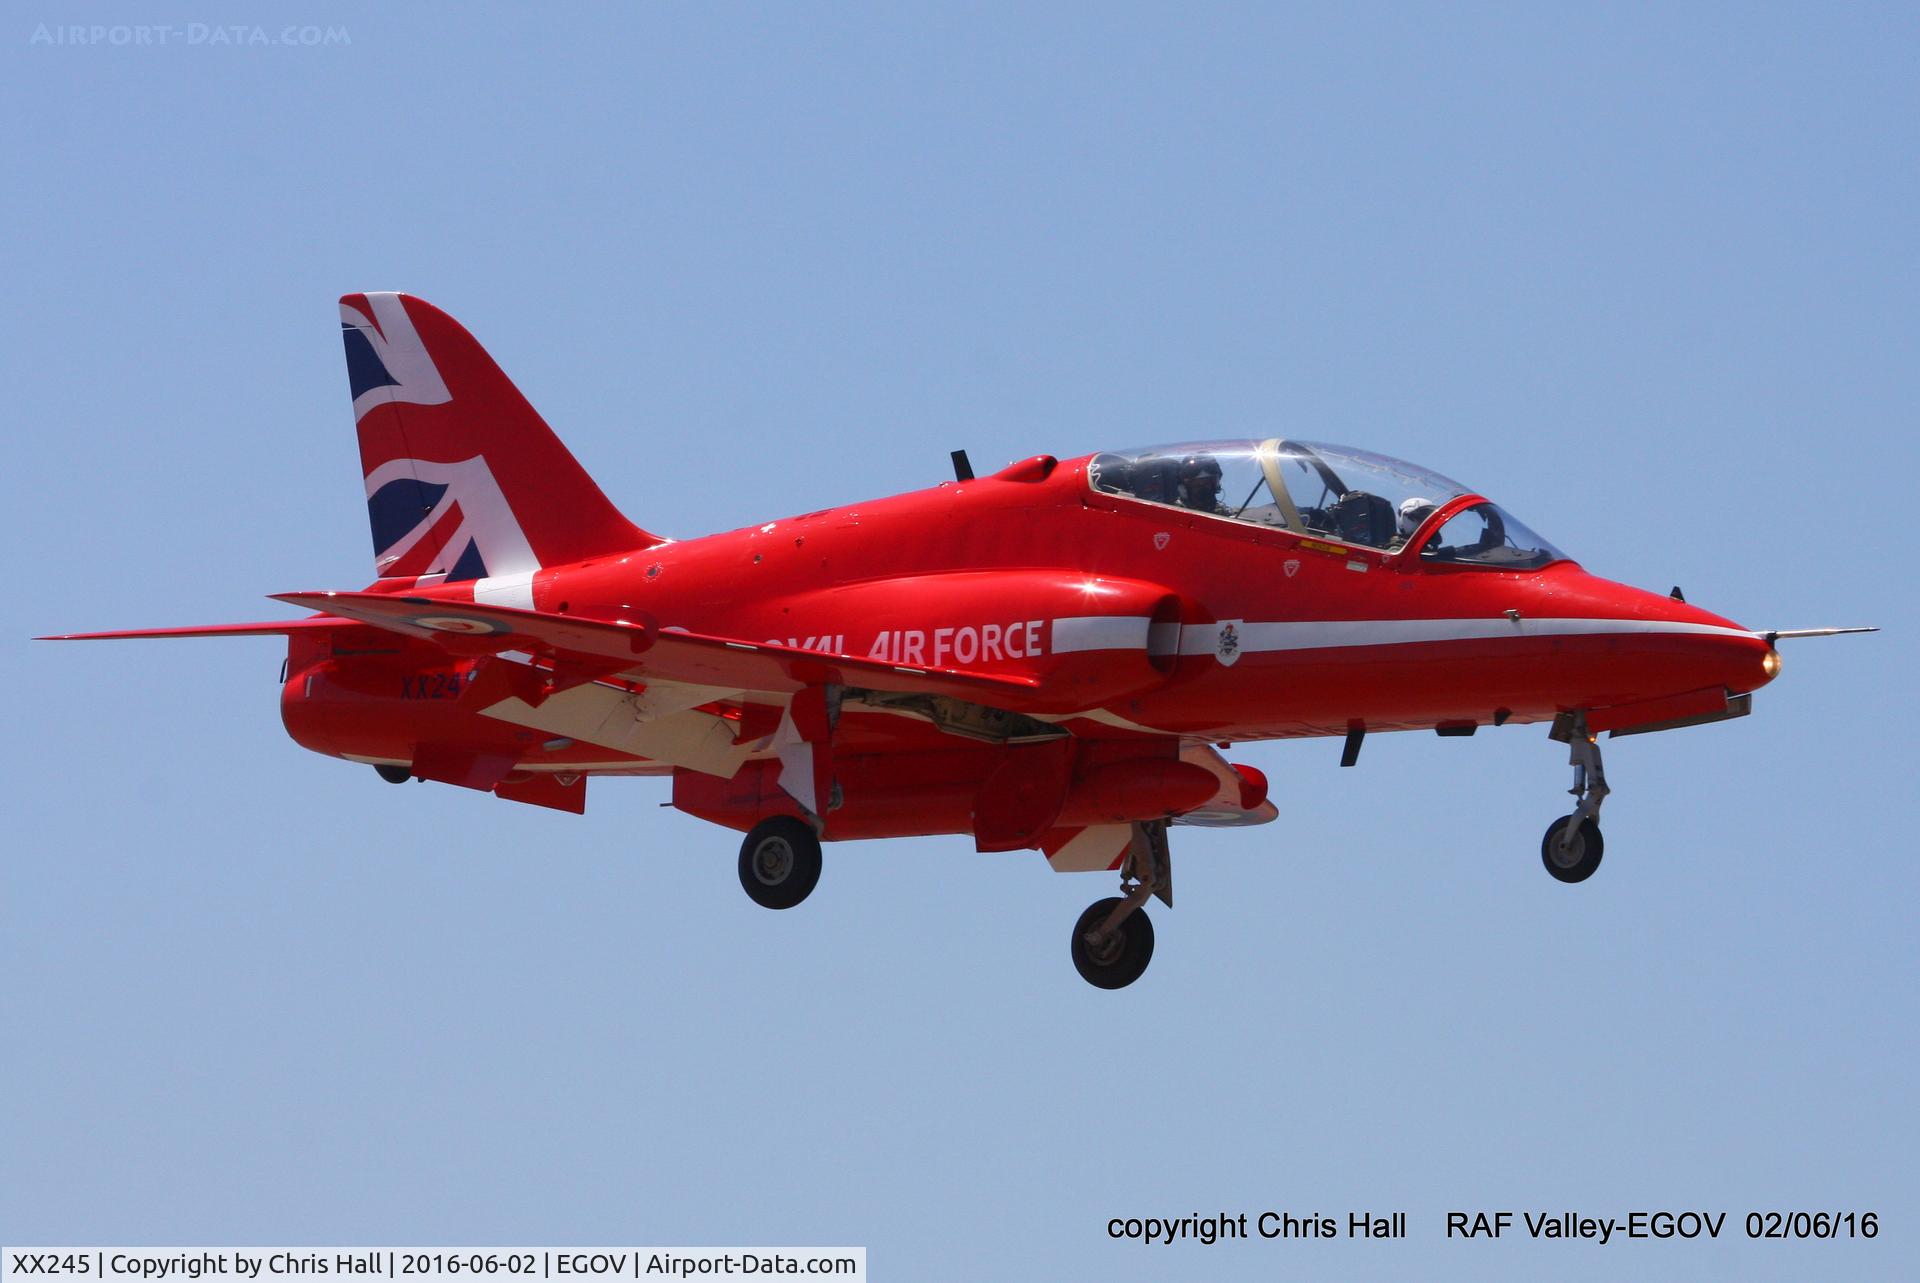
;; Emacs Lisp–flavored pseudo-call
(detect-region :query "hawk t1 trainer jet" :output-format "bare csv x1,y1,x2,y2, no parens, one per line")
43,293,1875,988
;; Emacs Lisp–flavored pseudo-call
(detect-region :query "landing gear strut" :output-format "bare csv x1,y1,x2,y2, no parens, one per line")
1542,715,1608,884
738,816,823,910
1071,821,1170,989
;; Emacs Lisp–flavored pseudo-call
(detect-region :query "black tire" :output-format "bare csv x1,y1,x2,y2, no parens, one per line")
1541,814,1604,884
375,763,412,784
1070,897,1155,989
738,816,822,909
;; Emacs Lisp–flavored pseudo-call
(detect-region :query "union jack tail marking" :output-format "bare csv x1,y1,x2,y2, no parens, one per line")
339,292,662,594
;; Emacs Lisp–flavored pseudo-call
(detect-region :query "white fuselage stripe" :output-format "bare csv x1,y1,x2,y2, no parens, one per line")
1045,615,1752,658
1052,615,1153,653
474,569,537,611
1174,617,1754,655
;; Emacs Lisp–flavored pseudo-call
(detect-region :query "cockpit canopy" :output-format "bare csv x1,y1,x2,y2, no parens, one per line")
1088,439,1568,569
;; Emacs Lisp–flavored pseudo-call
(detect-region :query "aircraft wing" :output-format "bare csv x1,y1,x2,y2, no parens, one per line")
38,617,355,640
271,591,1045,708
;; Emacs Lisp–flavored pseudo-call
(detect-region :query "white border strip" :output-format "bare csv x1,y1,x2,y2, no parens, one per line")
1052,615,1153,653
1176,617,1756,656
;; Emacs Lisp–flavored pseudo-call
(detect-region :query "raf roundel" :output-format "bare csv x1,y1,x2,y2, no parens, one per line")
415,615,514,636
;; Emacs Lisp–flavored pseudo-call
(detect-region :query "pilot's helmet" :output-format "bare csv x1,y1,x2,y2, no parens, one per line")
1178,454,1224,508
1398,496,1438,536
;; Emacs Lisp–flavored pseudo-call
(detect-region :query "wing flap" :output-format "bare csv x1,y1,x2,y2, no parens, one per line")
477,678,748,777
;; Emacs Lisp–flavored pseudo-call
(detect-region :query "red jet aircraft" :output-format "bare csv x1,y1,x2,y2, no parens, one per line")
45,293,1874,987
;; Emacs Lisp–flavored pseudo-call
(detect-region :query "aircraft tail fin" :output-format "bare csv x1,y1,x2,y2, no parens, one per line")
340,292,661,589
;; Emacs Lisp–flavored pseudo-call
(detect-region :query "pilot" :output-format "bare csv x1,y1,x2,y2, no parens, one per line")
1398,497,1439,538
1177,455,1228,514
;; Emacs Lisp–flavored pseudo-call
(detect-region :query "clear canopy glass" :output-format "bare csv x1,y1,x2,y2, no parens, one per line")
1088,438,1568,568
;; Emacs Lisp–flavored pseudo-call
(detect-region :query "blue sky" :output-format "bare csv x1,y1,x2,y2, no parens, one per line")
3,4,1914,1279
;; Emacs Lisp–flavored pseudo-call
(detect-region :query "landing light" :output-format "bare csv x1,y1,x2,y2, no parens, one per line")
1762,649,1782,679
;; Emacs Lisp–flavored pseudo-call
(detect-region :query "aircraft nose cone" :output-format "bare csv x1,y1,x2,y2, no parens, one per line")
1543,567,1777,695
1668,600,1777,695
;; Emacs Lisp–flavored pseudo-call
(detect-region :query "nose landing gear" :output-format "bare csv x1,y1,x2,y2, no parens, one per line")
1542,715,1608,884
1071,821,1171,989
1542,813,1604,882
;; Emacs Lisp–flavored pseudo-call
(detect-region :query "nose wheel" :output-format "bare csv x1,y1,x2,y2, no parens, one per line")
1070,820,1170,989
1543,715,1609,884
1541,814,1604,882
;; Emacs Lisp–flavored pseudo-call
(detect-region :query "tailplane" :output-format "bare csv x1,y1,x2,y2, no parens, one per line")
340,291,661,591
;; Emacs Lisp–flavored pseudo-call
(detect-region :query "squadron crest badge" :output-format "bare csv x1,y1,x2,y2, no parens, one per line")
1216,620,1243,666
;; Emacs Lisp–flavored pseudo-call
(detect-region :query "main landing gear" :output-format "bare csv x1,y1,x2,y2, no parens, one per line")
738,816,823,910
731,807,1175,988
1542,715,1609,884
1072,821,1172,990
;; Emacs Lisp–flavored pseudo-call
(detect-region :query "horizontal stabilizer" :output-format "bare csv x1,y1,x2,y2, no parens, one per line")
270,591,1045,708
38,617,352,641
